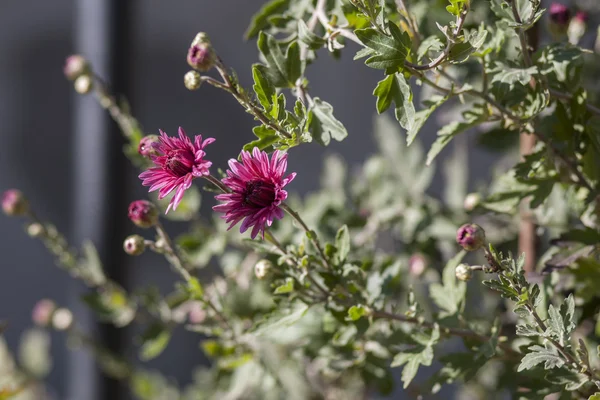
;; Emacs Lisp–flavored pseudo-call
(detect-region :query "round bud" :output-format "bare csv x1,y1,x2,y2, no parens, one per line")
254,259,273,280
74,75,93,94
463,193,481,212
568,11,587,45
123,235,145,256
191,32,211,47
2,189,28,216
184,70,202,91
408,253,427,277
63,55,90,80
187,43,215,72
455,263,473,282
27,223,45,238
138,135,160,158
456,223,486,251
52,308,73,331
188,302,207,324
128,200,158,228
32,299,56,327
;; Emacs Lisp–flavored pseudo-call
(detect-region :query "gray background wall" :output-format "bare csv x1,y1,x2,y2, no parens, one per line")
0,0,511,398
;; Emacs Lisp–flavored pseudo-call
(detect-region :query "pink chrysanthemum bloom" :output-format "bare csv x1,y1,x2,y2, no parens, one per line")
139,127,214,213
213,147,296,239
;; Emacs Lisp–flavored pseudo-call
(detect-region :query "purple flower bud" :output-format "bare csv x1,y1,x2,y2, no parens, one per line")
2,189,28,216
138,135,160,158
549,3,571,25
63,55,90,81
128,200,158,228
455,263,473,282
32,299,56,327
456,223,486,251
123,234,145,256
187,43,215,72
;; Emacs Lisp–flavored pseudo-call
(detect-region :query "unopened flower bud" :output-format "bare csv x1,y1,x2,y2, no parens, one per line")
2,189,28,216
74,75,93,94
27,223,45,238
187,36,215,72
32,299,56,327
188,302,206,324
184,70,202,91
568,11,587,45
138,135,160,158
548,3,571,37
128,200,158,228
254,259,273,280
456,223,486,251
123,234,145,256
52,308,73,331
63,55,90,80
463,193,481,212
455,263,473,282
408,253,427,277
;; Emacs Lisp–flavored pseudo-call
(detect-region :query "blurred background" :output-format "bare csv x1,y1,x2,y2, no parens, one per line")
0,1,598,399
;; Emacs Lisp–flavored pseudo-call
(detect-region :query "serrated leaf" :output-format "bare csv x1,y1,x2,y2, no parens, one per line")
373,73,415,133
391,325,440,388
257,32,300,88
139,323,171,361
245,0,289,39
297,19,326,50
518,344,564,371
355,22,411,70
244,126,279,152
448,25,488,63
491,64,538,90
516,323,539,337
417,36,444,62
274,277,294,294
407,95,448,146
307,98,348,145
429,250,467,317
252,65,275,111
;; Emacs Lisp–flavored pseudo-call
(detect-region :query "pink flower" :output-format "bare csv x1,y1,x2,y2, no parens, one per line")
213,147,296,239
139,127,214,213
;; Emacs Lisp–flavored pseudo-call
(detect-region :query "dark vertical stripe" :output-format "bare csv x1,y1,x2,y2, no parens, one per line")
70,1,132,399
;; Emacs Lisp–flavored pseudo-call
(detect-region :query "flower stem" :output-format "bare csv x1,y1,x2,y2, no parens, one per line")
155,220,191,282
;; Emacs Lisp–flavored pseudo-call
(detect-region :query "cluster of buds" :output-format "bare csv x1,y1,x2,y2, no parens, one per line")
183,32,214,91
2,189,28,216
64,55,93,94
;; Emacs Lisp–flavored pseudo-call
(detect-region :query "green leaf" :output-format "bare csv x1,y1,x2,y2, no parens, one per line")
139,323,171,361
245,0,289,39
417,36,444,62
252,65,275,111
19,329,51,378
391,324,440,388
335,225,350,263
407,95,448,146
426,104,489,165
187,277,204,299
244,126,279,152
79,241,106,286
373,73,415,132
491,64,538,90
355,22,411,70
516,323,539,337
256,32,300,88
429,250,467,317
347,305,368,321
517,344,564,371
307,98,348,145
589,393,600,400
545,368,588,391
546,294,575,345
446,0,466,16
274,277,294,294
448,25,488,63
297,19,326,50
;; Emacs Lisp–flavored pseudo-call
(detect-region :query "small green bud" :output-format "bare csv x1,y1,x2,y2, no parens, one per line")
74,75,93,94
27,223,45,238
254,259,273,280
184,70,202,91
455,263,473,282
123,234,145,256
